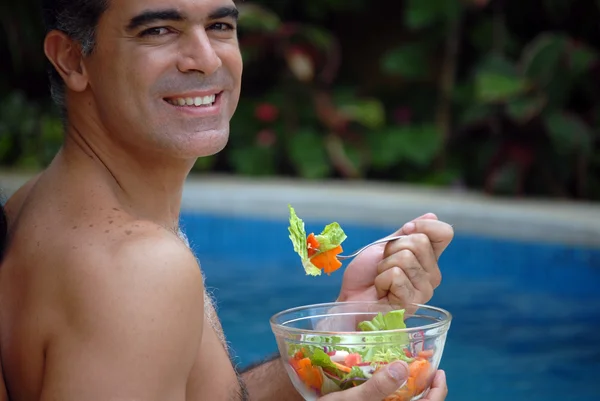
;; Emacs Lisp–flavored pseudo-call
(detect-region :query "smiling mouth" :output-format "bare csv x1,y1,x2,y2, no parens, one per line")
164,92,221,107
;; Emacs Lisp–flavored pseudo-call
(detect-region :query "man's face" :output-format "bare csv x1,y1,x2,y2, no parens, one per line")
82,0,243,158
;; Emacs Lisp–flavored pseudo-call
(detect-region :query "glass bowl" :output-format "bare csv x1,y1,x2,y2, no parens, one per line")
270,301,451,401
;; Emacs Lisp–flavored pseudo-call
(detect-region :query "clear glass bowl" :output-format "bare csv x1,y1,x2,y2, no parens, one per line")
270,301,452,401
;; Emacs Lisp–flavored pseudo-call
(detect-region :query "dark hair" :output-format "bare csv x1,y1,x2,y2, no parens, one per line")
42,0,109,116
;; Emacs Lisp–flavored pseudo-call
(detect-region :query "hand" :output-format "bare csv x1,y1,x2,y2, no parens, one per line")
337,213,454,310
319,361,448,401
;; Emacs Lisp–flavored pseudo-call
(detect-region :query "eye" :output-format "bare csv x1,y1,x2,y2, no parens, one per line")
139,27,172,37
209,22,235,31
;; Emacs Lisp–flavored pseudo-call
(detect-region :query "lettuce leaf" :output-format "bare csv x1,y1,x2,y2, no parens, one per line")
357,310,412,364
288,205,321,276
314,222,347,252
357,310,407,331
309,348,340,372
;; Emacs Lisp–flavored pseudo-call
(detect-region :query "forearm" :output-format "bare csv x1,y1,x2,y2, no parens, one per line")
241,354,304,401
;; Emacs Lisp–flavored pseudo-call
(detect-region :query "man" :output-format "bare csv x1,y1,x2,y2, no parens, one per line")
0,0,454,399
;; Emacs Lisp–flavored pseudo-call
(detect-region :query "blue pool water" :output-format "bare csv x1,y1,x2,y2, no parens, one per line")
180,212,600,401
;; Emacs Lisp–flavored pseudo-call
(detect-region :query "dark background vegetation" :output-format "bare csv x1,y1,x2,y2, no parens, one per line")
2,0,600,200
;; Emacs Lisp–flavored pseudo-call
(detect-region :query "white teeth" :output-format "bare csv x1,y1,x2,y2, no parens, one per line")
167,94,217,107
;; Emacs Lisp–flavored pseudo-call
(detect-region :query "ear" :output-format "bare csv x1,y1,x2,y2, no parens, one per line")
43,30,89,92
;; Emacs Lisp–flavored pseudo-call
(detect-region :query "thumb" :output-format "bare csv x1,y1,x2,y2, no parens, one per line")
387,213,439,238
412,212,439,222
337,361,409,401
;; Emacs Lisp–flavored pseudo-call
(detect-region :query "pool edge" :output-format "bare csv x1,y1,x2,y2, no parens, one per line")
2,171,599,248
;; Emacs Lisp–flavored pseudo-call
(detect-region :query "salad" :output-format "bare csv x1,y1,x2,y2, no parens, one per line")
286,309,434,401
288,205,347,276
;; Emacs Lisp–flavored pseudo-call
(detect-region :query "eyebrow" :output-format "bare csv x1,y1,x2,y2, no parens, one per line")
125,6,239,31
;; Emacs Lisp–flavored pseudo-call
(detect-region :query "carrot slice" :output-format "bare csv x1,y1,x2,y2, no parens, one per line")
296,358,323,389
310,245,343,275
331,360,352,373
409,358,432,394
306,233,320,257
417,349,434,359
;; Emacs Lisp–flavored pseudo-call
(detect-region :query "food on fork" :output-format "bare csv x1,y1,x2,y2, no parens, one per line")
288,205,347,276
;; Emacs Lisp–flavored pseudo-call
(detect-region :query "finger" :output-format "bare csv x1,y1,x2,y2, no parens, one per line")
400,219,454,260
326,361,409,401
413,212,438,222
377,250,434,301
383,234,440,288
423,370,448,401
375,265,426,308
385,213,438,238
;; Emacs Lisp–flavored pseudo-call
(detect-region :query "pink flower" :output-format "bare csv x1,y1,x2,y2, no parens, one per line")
255,103,279,123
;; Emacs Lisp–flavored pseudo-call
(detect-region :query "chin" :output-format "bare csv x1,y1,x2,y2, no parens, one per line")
183,127,230,158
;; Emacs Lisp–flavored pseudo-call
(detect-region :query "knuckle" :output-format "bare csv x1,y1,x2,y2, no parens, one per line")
431,269,442,288
377,257,394,274
411,233,430,248
392,278,414,300
404,263,424,281
397,249,414,265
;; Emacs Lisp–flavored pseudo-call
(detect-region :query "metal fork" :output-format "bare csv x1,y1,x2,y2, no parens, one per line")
336,235,405,260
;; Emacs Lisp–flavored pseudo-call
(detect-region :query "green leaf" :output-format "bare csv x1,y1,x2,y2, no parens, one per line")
404,0,441,29
460,103,496,125
475,72,529,103
404,0,461,30
381,43,431,80
472,54,528,103
568,44,598,76
287,129,332,179
477,53,519,76
228,147,276,176
314,222,347,252
369,125,442,169
339,98,386,129
543,112,593,156
287,205,322,276
301,25,335,51
368,130,403,170
520,33,568,86
506,95,546,123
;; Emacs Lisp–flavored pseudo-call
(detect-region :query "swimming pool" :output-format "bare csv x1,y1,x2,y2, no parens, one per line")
180,211,600,401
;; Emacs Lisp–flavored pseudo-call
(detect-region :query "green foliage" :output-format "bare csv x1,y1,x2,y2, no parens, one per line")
1,0,600,200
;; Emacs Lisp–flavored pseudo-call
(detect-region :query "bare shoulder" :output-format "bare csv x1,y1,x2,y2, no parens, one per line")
57,219,205,330
41,221,205,400
67,220,202,303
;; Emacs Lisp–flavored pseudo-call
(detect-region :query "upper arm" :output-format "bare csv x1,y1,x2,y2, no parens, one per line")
40,232,205,401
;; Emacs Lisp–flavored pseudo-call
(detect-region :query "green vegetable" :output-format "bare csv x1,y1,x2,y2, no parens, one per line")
288,204,347,276
358,310,407,331
314,222,347,253
288,205,321,276
357,310,412,364
309,348,341,372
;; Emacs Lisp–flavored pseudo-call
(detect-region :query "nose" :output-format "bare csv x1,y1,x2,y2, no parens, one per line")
177,29,222,75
